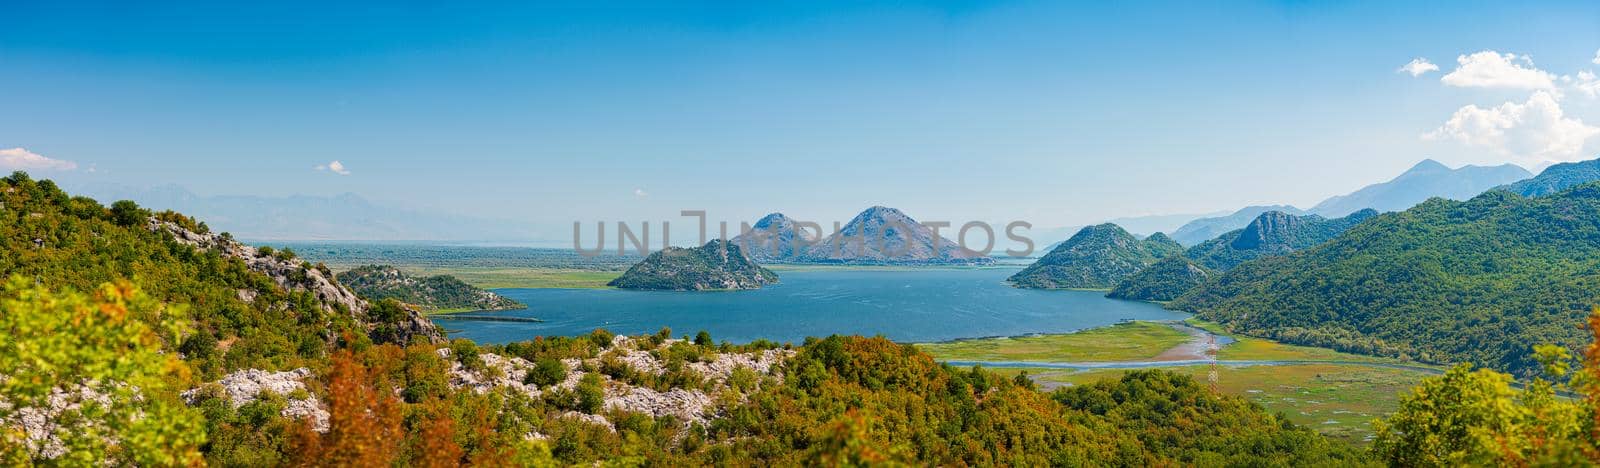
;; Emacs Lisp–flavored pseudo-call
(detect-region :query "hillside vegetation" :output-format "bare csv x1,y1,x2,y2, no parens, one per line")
0,172,434,380
1174,183,1600,375
1110,209,1376,302
1496,157,1600,197
1107,256,1214,301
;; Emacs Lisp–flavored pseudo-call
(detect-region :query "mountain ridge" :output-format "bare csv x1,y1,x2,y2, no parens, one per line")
1171,182,1600,375
1496,157,1600,197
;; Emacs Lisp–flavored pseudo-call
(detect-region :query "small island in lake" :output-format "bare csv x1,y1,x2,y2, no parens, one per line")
609,239,778,290
336,264,524,312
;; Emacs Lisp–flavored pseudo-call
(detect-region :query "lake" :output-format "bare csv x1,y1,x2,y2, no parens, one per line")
438,267,1190,345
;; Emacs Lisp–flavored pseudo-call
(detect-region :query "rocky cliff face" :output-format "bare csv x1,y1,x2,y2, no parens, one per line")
608,240,779,290
149,219,442,345
797,206,993,265
1009,224,1183,289
1170,205,1307,246
1187,209,1377,271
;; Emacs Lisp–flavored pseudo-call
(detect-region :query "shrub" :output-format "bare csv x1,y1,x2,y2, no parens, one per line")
526,358,568,388
576,374,605,414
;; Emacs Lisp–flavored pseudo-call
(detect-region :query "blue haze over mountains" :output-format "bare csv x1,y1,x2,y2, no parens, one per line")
63,158,1598,249
1167,159,1533,246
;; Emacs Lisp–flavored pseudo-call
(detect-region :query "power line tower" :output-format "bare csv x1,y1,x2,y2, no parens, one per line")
1205,334,1219,393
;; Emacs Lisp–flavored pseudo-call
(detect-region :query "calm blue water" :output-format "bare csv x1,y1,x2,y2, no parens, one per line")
439,268,1189,345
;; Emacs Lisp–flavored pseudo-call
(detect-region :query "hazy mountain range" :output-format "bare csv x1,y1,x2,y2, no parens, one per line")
64,157,1564,246
1166,159,1533,246
1307,159,1530,217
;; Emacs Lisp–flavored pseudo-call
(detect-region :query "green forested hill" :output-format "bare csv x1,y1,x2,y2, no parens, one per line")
336,264,523,312
1172,184,1600,375
1010,225,1184,289
1108,210,1373,301
1106,256,1213,301
0,172,428,379
1496,157,1600,197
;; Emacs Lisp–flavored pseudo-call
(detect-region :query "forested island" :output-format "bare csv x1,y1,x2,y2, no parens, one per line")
608,240,779,290
336,264,524,312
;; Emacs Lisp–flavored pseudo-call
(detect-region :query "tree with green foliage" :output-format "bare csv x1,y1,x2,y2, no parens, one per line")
108,199,147,227
525,358,567,388
0,171,376,379
0,276,205,465
1371,308,1600,465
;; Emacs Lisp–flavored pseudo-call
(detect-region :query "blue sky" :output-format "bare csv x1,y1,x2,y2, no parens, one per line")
4,1,1600,240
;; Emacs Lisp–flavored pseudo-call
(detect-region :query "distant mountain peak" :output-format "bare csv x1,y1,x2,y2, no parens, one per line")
1402,159,1450,176
797,206,990,265
1231,211,1313,250
752,212,793,228
854,205,908,221
1308,158,1532,218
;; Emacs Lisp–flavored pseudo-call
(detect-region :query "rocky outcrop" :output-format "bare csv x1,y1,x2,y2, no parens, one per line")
608,240,779,290
438,335,793,428
182,368,330,432
3,385,112,459
148,219,441,345
1186,209,1377,271
1169,205,1307,246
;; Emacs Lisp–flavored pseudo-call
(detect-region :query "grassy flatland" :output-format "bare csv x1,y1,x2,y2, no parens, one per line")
1187,318,1440,367
1038,363,1430,445
396,267,619,290
285,243,632,289
916,321,1191,362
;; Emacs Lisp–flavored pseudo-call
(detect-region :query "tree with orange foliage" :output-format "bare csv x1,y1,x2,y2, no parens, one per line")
288,348,405,467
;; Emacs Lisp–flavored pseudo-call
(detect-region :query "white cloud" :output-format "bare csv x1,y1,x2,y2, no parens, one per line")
1425,90,1599,164
1593,48,1600,65
1573,71,1600,98
315,160,351,175
1440,51,1556,89
634,188,648,198
1397,58,1439,77
0,148,78,171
